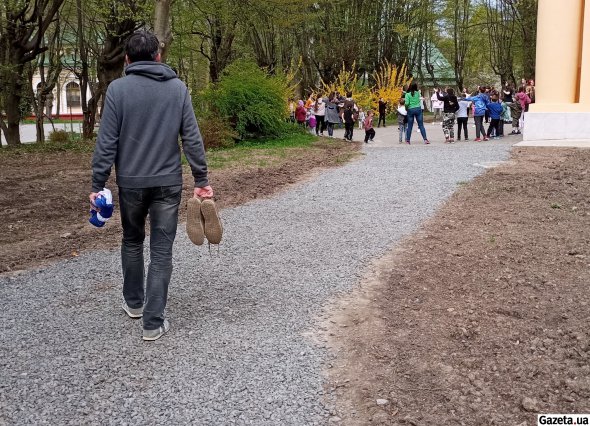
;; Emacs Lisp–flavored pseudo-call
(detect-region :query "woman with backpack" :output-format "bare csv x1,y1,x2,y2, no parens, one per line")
436,87,459,143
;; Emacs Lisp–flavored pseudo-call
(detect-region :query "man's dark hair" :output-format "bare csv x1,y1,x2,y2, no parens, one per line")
126,31,160,62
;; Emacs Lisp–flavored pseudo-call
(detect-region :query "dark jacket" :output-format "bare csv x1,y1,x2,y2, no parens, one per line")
436,92,459,113
343,107,356,124
92,61,208,192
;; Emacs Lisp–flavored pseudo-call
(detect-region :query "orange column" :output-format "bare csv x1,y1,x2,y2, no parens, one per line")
578,1,590,105
531,0,583,109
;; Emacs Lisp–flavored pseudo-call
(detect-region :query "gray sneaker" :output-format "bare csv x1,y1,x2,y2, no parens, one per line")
122,302,143,319
143,319,170,341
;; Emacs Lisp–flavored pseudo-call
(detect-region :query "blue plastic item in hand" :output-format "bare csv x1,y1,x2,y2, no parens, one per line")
89,188,114,227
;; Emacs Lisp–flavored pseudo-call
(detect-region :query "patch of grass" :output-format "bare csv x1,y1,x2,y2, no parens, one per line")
457,180,469,186
0,136,95,156
21,118,84,125
184,132,318,170
551,203,562,209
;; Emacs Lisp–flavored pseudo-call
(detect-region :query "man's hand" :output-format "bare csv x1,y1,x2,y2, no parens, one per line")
89,192,100,211
194,185,214,199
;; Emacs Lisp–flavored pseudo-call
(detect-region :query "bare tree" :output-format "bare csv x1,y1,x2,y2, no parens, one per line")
510,0,537,80
33,17,63,143
451,0,470,90
485,0,517,85
0,0,66,146
84,0,147,136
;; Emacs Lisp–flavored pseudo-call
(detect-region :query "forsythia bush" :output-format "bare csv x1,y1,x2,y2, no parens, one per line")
321,61,412,113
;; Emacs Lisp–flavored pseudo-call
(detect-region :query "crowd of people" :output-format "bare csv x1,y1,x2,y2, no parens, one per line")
289,92,387,144
429,80,535,143
288,78,535,145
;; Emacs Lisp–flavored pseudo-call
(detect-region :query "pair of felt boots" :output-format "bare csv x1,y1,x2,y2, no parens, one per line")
186,197,223,245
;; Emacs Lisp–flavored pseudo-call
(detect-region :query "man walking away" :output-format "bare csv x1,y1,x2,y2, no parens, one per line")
91,31,214,341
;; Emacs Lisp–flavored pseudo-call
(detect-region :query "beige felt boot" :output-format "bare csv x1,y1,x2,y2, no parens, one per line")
200,198,223,245
186,197,205,245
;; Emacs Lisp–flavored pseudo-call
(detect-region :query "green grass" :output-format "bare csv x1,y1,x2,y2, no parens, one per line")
0,135,94,156
1,131,320,171
21,118,84,124
186,132,317,170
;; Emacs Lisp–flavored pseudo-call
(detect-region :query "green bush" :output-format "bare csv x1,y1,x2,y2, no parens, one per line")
48,129,70,143
198,115,238,150
202,60,290,139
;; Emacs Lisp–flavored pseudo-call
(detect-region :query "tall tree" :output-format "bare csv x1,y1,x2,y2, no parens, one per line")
0,0,66,146
449,0,470,90
188,0,240,82
511,0,537,80
33,16,63,143
84,0,148,136
153,0,173,61
484,0,517,85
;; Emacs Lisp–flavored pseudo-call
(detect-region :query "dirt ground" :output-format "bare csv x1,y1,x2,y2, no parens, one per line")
0,139,360,274
324,147,590,425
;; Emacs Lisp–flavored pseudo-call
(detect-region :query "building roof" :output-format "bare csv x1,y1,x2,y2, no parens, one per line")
411,43,455,87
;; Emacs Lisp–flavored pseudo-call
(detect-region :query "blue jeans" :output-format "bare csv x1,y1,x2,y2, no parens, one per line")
119,185,182,330
398,123,407,143
406,107,428,142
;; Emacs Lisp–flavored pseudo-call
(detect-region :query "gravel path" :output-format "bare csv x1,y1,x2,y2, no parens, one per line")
0,126,515,425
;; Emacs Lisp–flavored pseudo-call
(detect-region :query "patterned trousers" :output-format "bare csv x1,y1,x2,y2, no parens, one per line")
442,112,456,139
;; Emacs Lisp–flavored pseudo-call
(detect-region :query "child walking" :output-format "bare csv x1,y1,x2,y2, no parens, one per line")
485,96,503,139
465,87,490,141
456,98,470,141
397,99,407,144
342,103,356,141
363,111,375,143
358,107,366,129
436,88,459,143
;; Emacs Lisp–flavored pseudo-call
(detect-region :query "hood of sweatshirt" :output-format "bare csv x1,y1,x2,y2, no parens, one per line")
124,61,178,81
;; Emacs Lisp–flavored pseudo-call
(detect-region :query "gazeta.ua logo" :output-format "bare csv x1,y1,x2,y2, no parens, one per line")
538,414,590,425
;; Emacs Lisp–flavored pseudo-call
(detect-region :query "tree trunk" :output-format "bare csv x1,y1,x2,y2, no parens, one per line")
3,63,25,146
35,111,45,144
87,50,126,134
35,54,46,144
55,80,61,119
5,96,22,147
77,0,93,139
86,17,136,136
154,0,173,62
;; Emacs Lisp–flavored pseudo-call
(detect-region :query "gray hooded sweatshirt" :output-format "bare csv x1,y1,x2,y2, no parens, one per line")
92,61,208,192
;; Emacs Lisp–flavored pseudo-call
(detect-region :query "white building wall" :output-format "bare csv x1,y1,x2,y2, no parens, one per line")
31,69,92,116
